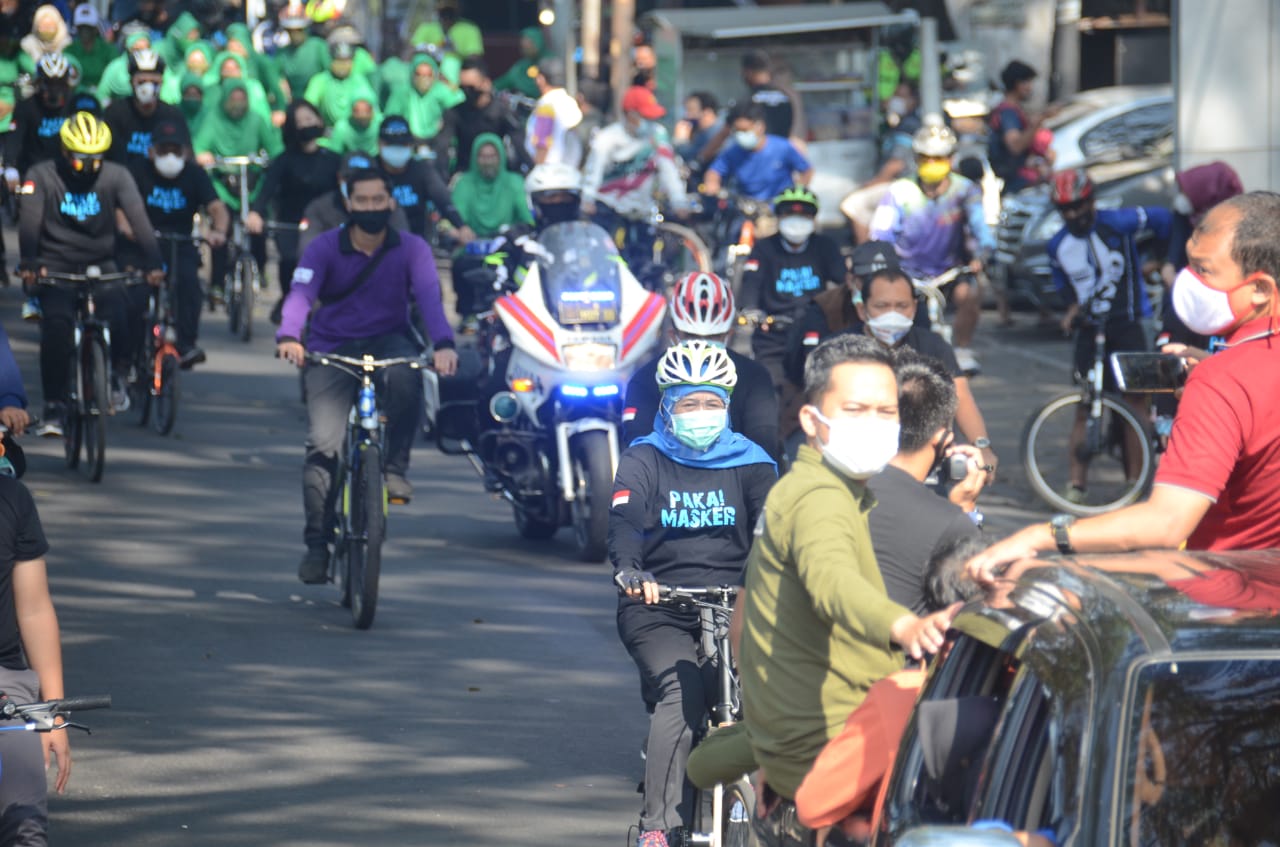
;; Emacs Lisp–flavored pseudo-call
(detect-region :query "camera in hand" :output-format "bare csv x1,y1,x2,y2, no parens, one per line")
937,453,971,484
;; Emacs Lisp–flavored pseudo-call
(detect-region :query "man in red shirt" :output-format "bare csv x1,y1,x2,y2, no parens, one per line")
969,192,1280,581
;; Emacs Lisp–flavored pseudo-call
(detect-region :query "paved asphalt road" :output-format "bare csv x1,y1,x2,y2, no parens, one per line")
0,283,1075,846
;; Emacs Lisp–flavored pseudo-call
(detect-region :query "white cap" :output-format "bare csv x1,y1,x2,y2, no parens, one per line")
73,4,101,27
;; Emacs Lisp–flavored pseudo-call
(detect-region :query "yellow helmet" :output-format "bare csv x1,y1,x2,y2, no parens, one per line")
59,111,112,156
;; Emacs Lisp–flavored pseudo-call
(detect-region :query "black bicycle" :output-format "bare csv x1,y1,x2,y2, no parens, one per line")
623,582,754,847
304,352,429,629
38,268,139,483
1022,312,1156,515
207,154,269,342
0,692,111,733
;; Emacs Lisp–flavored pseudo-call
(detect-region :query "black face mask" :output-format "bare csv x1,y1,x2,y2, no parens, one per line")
536,199,579,226
349,208,391,235
461,85,482,103
1065,208,1096,238
297,125,324,143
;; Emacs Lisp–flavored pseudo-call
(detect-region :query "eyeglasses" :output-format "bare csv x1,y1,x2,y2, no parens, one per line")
673,397,727,412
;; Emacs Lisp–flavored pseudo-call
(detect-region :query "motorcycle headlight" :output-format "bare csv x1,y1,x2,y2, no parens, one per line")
1029,210,1064,243
562,343,617,371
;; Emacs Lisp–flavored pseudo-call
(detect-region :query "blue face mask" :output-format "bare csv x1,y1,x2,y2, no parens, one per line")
671,409,727,451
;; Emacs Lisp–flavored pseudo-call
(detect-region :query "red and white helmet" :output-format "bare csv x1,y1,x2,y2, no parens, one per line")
670,271,735,336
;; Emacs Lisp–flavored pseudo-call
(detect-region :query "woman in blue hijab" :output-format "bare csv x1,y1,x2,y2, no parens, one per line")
609,339,776,847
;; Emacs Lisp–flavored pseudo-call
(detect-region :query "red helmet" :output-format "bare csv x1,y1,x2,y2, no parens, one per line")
1051,169,1094,206
670,272,735,336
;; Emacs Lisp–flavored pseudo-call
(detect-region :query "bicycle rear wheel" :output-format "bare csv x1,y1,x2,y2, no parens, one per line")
1023,392,1153,516
240,256,259,343
226,254,242,336
346,442,385,629
152,351,179,435
82,335,109,483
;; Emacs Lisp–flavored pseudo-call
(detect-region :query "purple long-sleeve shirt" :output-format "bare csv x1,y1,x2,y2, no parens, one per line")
277,226,456,353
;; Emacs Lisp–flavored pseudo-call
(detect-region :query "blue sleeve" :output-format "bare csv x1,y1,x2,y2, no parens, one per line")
1141,205,1173,240
1047,232,1071,298
995,106,1025,134
710,145,739,178
786,141,811,173
0,323,27,410
965,184,995,254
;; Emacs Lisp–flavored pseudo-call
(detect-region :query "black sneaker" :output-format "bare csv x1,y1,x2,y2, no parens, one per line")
386,473,413,504
269,299,284,325
179,347,207,370
297,545,330,584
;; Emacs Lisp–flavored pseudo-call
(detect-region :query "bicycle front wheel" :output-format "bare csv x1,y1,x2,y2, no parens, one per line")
1023,392,1153,516
346,442,385,630
82,335,109,483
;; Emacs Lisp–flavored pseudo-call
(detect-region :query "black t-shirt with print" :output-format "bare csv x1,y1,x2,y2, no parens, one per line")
740,233,846,317
0,477,50,670
129,160,219,234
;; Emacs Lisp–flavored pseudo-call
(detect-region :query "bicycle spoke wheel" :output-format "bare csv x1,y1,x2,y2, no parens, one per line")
1023,392,1153,516
226,257,242,335
63,401,82,470
152,352,179,435
82,337,109,483
654,222,712,290
722,778,755,847
239,256,258,343
347,443,385,629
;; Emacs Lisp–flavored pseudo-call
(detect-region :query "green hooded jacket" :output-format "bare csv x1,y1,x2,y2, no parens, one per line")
225,23,285,110
97,30,149,102
374,55,409,111
162,40,212,104
65,28,116,91
327,95,382,156
274,35,329,102
177,70,204,131
451,133,533,237
383,54,462,140
158,11,201,69
205,52,273,125
493,27,548,99
194,78,284,208
304,61,378,127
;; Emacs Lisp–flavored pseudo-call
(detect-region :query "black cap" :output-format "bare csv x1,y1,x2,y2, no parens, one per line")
378,115,413,144
152,117,190,148
850,240,901,278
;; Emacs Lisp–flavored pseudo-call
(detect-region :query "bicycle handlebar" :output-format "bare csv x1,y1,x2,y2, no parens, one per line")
206,155,269,168
302,352,431,375
0,692,111,732
46,695,112,712
35,270,141,285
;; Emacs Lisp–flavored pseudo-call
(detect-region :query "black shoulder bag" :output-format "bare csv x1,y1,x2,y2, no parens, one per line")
317,243,393,308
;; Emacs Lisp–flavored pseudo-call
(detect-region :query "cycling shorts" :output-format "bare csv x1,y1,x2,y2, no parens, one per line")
1073,319,1148,391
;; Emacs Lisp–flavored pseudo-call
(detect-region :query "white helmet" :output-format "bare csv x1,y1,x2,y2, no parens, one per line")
670,272,735,336
37,52,70,81
524,162,581,197
656,340,737,393
912,120,957,158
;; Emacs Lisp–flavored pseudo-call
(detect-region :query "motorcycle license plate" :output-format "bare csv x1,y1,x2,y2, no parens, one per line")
558,301,619,325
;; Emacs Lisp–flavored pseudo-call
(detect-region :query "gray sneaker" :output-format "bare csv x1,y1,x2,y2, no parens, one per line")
297,545,330,584
386,473,413,504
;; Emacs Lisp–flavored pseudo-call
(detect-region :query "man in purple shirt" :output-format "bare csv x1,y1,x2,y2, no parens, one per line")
276,167,459,584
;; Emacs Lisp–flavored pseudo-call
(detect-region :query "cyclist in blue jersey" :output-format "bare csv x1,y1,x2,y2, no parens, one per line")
1046,169,1170,504
869,121,993,374
701,102,811,201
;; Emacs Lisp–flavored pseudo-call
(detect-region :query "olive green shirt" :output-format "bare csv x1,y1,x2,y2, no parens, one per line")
739,444,910,799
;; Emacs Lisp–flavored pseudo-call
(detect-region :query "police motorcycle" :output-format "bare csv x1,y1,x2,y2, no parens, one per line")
432,166,666,561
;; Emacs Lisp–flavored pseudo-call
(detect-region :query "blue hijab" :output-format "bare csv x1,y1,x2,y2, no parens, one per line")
630,385,777,471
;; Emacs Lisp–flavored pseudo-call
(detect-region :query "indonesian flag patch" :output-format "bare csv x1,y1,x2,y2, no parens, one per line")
612,490,631,508
622,407,637,422
744,260,759,272
17,181,34,195
803,331,820,347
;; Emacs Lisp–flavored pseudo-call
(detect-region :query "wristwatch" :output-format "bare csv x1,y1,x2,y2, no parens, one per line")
1050,514,1077,554
973,437,992,450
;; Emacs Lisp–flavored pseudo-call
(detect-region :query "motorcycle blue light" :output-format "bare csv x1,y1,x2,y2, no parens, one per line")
562,385,589,398
592,385,620,397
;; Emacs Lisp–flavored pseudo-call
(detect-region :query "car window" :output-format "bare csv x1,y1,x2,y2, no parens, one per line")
1123,103,1174,153
1079,114,1134,160
1122,659,1280,846
1080,102,1172,161
977,669,1058,834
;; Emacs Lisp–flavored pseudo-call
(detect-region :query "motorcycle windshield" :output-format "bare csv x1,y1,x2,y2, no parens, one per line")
536,222,624,328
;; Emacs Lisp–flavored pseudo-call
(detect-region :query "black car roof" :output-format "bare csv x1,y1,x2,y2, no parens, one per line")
955,549,1280,658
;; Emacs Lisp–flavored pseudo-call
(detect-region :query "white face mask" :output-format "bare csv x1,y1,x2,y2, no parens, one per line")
1172,192,1194,217
809,408,900,480
1172,266,1239,336
133,81,158,104
734,130,759,150
778,215,815,244
154,152,185,178
381,145,412,169
866,310,914,345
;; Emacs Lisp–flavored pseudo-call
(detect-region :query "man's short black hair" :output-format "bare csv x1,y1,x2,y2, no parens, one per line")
741,50,771,74
535,57,565,88
1217,191,1280,281
728,101,765,126
894,351,957,453
688,90,718,113
1000,60,1037,92
345,167,390,197
804,334,894,404
862,268,914,301
458,56,489,78
925,536,987,611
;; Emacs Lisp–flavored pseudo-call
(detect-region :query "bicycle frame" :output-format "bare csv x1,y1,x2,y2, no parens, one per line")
40,270,138,417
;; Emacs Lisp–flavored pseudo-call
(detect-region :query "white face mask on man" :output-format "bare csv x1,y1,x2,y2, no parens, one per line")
865,310,914,345
808,408,900,480
778,215,815,244
1171,266,1244,336
154,152,185,179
